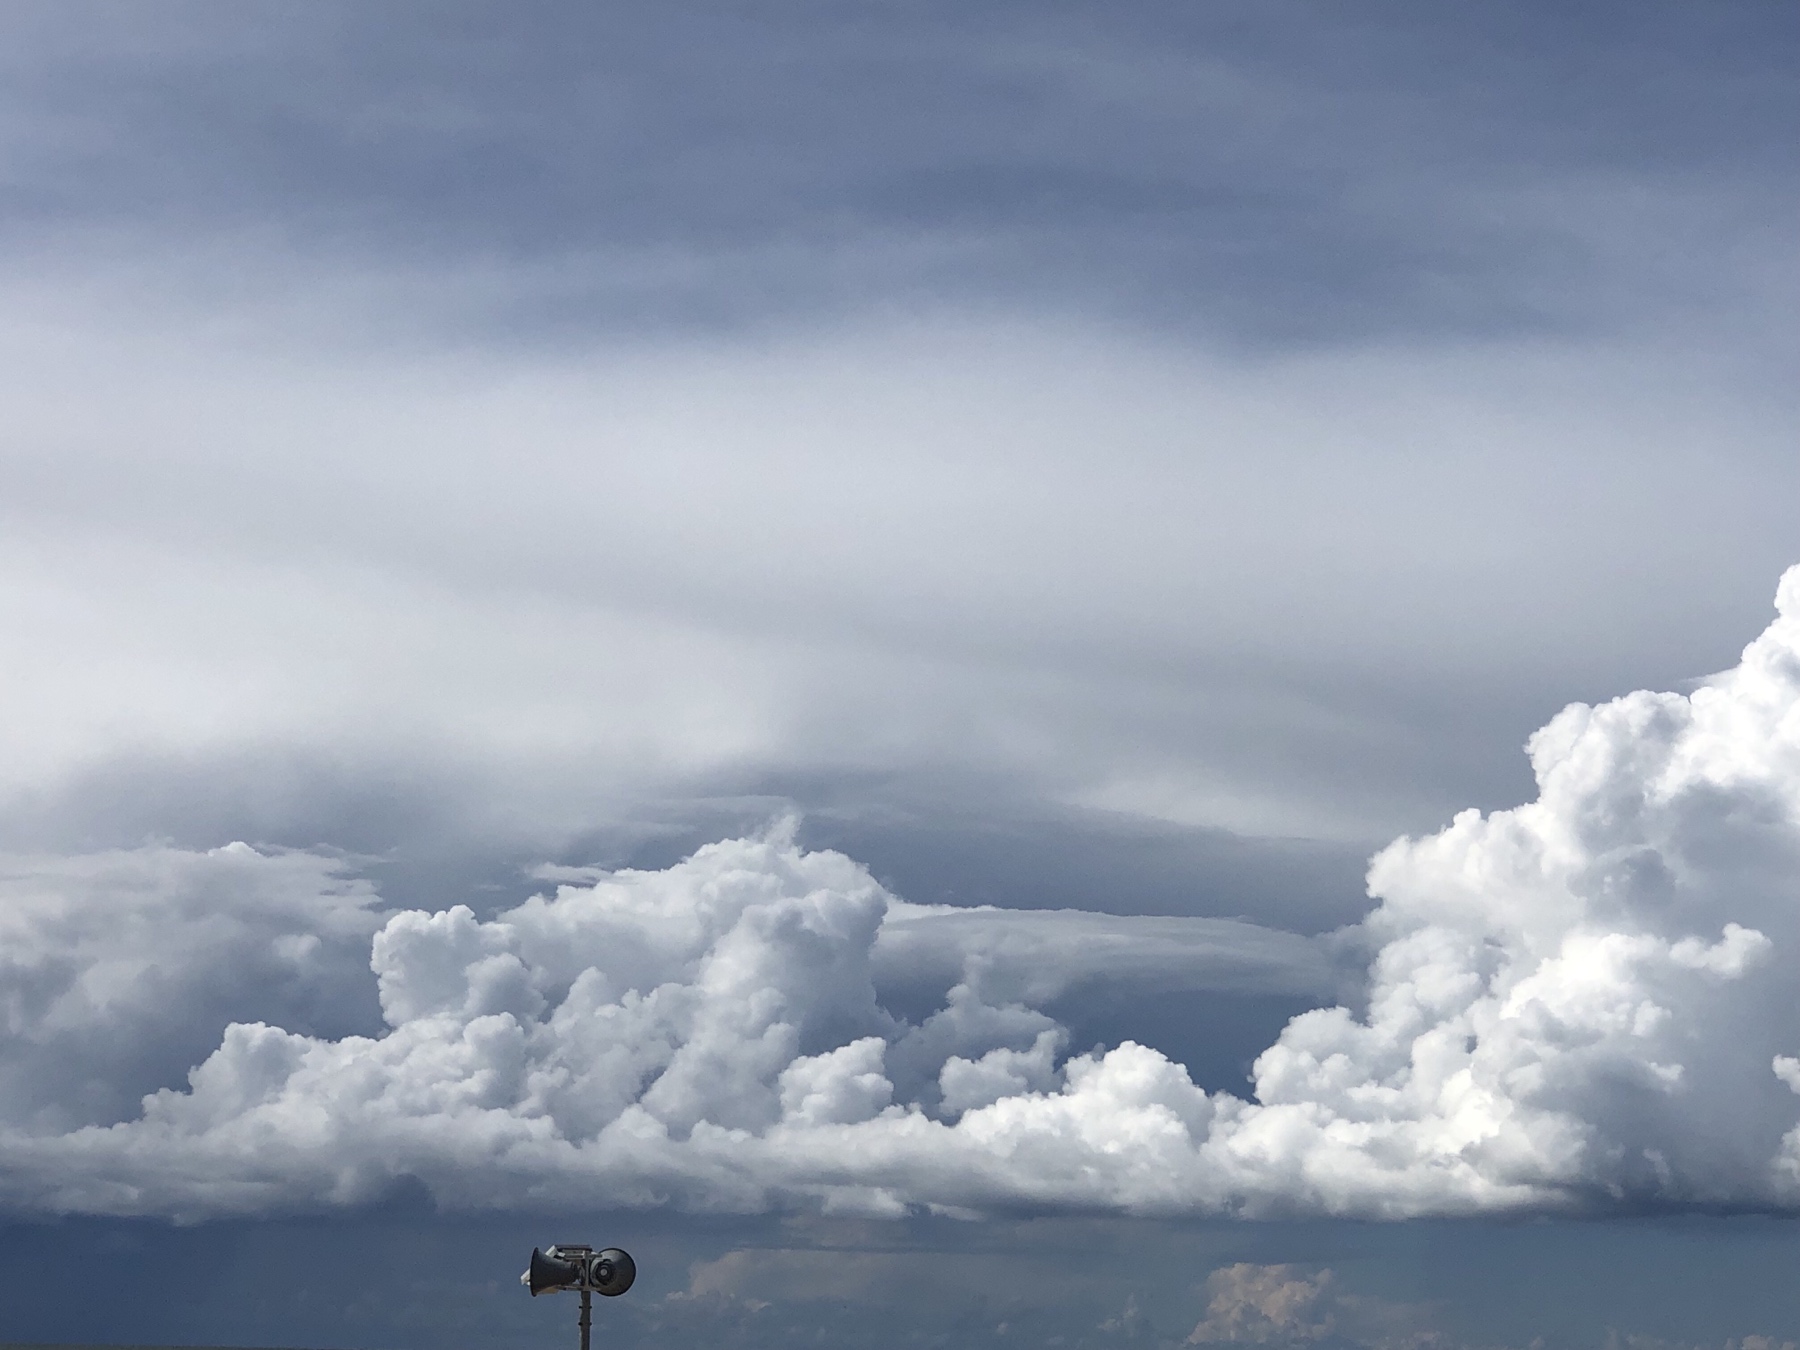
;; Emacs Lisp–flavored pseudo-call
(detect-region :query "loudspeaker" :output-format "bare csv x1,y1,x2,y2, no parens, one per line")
588,1249,636,1297
523,1246,585,1296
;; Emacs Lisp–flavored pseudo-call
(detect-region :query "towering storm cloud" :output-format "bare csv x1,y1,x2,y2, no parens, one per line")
3,567,1800,1221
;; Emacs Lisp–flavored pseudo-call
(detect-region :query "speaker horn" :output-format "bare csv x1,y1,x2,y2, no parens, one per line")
588,1248,636,1298
522,1246,585,1296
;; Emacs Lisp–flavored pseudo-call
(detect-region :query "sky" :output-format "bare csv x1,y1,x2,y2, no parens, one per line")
1,3,1798,1348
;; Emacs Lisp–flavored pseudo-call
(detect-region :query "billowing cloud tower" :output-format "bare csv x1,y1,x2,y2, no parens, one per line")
5,567,1800,1221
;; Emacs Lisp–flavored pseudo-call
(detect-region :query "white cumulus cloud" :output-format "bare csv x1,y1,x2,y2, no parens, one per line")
4,567,1800,1219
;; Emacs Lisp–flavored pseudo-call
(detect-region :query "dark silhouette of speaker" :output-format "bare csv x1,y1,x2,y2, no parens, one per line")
587,1248,635,1297
522,1242,637,1350
524,1246,585,1296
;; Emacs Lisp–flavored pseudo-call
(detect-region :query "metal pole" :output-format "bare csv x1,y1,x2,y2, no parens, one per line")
579,1287,592,1350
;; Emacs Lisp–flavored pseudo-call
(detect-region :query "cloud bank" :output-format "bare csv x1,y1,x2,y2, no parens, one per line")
0,845,383,1134
4,567,1800,1220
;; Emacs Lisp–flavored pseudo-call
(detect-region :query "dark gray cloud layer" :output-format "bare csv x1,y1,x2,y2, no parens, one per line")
1,1,1793,343
6,1210,1800,1350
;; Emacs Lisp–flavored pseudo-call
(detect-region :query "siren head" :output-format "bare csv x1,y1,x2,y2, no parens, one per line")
522,1246,584,1296
588,1248,636,1297
521,1244,636,1298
